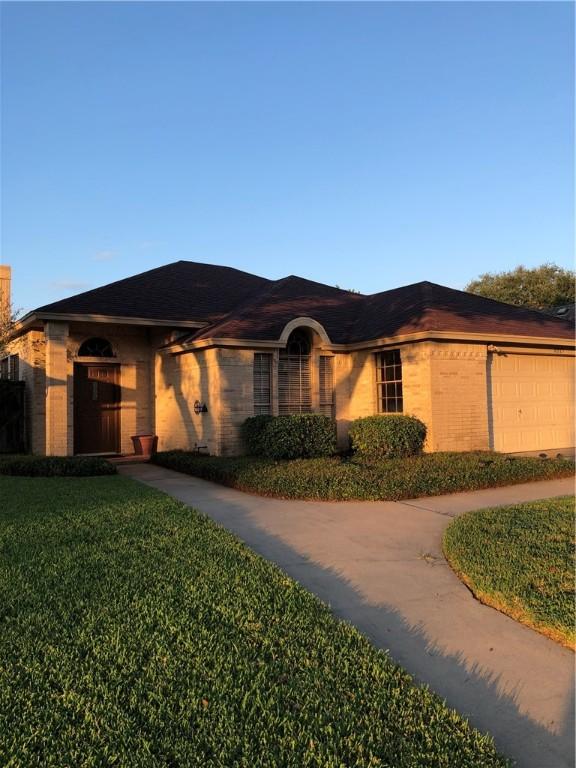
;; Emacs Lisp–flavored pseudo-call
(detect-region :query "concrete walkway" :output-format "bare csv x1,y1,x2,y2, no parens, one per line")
120,464,574,768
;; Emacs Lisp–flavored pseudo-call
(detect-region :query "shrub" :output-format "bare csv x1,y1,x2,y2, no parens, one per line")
240,414,274,455
152,451,574,502
241,414,337,459
349,415,427,459
0,455,117,477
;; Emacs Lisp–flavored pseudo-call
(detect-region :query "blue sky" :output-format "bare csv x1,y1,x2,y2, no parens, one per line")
1,1,574,312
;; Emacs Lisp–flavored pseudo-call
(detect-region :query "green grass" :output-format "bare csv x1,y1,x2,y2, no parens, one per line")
443,497,575,649
0,476,509,767
152,450,574,501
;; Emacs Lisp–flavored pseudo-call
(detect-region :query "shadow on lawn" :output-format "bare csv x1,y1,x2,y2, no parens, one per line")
125,466,575,768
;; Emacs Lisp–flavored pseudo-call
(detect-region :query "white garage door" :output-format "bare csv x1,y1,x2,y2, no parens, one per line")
490,353,575,453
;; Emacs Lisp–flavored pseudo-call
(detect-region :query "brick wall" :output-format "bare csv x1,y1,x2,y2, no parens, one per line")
216,348,255,455
6,325,492,457
426,342,489,451
5,329,46,453
45,321,69,455
155,347,222,454
336,342,488,453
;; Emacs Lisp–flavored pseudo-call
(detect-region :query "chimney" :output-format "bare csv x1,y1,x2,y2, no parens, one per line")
0,265,11,323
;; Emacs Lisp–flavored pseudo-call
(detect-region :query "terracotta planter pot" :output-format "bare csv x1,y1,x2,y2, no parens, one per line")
131,434,158,457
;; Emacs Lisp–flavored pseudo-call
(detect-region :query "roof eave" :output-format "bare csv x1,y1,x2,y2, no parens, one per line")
13,311,208,335
162,329,576,354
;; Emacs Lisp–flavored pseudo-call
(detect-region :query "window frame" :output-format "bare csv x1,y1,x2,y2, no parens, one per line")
9,354,19,381
77,337,115,358
253,352,273,415
278,330,313,415
375,348,403,414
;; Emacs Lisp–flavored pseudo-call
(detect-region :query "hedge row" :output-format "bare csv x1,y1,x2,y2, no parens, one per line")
152,451,574,501
0,455,117,477
241,414,427,460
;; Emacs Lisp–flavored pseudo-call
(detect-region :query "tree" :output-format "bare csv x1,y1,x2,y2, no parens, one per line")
465,263,575,310
0,301,20,357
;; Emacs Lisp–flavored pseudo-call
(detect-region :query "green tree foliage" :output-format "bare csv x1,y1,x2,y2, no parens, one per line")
465,263,575,310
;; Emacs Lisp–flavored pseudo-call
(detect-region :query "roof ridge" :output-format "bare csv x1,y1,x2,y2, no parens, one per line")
279,273,366,296
182,277,288,342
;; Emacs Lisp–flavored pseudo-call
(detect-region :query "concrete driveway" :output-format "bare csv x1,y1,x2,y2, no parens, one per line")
120,464,574,768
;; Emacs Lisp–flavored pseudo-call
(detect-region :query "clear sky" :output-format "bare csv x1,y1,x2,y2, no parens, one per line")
1,1,574,313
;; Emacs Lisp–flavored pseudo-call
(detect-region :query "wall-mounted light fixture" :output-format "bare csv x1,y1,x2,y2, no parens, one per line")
194,400,208,415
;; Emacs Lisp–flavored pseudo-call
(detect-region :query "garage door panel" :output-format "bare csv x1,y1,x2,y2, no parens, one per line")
551,381,572,396
490,353,575,452
535,382,553,398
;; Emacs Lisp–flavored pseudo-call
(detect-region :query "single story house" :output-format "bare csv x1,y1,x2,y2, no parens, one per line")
2,261,574,457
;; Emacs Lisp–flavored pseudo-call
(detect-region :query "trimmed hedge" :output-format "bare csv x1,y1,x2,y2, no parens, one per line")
241,414,337,459
0,455,117,477
349,415,427,459
239,414,274,456
152,450,575,501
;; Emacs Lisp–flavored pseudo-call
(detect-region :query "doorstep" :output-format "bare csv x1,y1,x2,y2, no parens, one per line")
106,454,152,466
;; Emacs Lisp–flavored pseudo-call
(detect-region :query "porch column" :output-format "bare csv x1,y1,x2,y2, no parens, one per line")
45,321,69,455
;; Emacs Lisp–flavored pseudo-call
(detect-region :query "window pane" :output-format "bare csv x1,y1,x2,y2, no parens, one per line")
253,353,272,415
9,355,19,382
375,349,403,413
319,356,334,417
279,353,312,414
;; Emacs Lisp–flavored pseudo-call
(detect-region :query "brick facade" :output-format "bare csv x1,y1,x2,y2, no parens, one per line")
7,322,570,457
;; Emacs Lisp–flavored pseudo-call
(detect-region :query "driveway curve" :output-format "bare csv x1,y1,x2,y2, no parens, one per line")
120,465,574,768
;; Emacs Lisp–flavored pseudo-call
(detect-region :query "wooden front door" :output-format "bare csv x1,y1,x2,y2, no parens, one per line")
74,364,120,454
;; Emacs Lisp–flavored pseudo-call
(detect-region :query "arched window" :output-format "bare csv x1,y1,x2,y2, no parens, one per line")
77,337,115,357
285,329,311,356
279,329,312,414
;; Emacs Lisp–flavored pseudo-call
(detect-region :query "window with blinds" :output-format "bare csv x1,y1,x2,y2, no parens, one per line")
319,356,334,417
253,353,272,415
375,349,403,413
278,330,312,414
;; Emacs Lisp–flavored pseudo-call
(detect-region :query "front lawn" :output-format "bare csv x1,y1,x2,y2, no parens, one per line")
0,475,509,767
152,450,574,501
443,497,575,648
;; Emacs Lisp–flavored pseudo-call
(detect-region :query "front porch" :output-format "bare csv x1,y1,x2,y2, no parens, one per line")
42,321,158,456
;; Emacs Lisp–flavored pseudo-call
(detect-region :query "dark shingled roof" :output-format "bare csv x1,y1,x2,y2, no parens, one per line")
187,278,574,344
32,260,574,343
34,261,271,323
348,281,575,343
188,276,365,344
